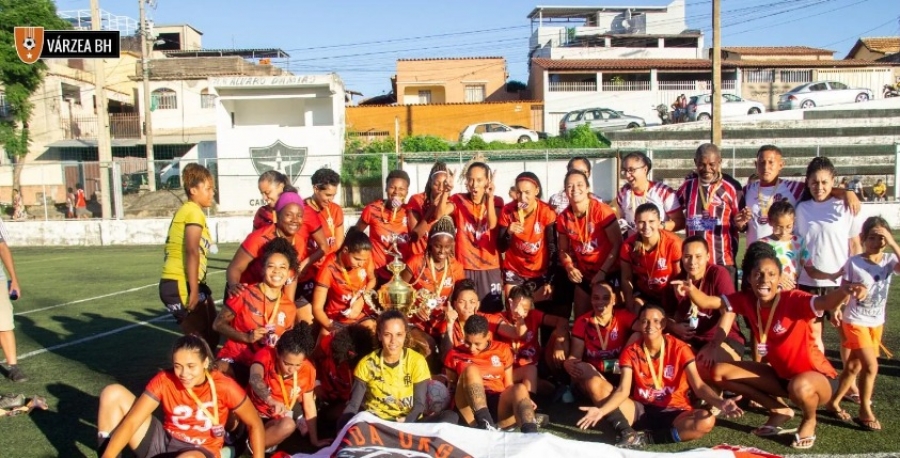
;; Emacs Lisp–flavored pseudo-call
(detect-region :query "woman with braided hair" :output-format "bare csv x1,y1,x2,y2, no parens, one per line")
407,161,456,258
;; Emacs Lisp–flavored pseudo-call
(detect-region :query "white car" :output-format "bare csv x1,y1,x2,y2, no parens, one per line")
459,122,538,144
686,93,765,121
777,81,874,110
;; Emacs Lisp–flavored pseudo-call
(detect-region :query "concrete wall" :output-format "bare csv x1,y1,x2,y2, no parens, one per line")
346,101,541,141
395,58,512,104
139,79,217,136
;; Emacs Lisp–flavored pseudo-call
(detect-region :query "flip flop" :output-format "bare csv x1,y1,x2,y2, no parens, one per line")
791,433,817,449
752,425,796,437
844,393,862,404
854,417,882,431
825,408,852,422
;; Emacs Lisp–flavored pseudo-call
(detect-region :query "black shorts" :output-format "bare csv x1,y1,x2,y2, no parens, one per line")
632,404,690,431
502,270,552,290
465,269,503,313
294,279,316,308
574,273,620,296
135,416,216,458
485,392,502,420
159,280,212,323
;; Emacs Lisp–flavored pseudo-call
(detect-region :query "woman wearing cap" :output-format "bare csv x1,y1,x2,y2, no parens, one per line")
226,192,318,322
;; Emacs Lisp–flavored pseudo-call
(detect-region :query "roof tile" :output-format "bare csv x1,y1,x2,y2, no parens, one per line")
397,56,504,62
861,37,900,54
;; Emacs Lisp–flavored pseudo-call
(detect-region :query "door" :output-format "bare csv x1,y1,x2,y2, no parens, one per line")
826,81,850,105
723,94,743,117
806,82,829,106
602,109,626,130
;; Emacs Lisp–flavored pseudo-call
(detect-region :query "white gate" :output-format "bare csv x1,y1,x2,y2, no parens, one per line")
815,68,894,99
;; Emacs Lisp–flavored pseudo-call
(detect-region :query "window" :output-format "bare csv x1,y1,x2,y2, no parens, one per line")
603,109,621,119
200,89,216,109
465,84,485,103
724,94,742,102
809,83,827,92
829,82,847,90
474,124,488,134
417,90,432,104
151,88,177,110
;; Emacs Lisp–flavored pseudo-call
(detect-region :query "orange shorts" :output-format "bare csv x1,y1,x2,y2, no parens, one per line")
841,322,883,351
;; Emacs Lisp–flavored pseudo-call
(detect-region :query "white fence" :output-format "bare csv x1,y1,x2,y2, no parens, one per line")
817,68,894,98
549,81,597,92
602,81,651,92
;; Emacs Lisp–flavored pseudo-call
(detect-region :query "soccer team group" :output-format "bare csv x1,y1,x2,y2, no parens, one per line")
94,142,894,457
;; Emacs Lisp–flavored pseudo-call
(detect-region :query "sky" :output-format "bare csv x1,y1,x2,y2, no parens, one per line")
55,0,900,99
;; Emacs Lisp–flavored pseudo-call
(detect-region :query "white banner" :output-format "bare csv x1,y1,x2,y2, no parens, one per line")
293,412,774,458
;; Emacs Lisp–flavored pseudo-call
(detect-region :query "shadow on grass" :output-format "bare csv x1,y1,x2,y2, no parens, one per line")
30,383,98,458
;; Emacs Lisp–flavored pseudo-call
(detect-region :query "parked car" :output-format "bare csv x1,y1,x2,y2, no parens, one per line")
777,81,874,110
686,93,765,121
458,122,539,144
510,125,548,140
559,107,645,135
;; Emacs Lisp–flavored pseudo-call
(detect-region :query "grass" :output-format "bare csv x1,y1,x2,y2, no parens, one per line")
1,243,899,456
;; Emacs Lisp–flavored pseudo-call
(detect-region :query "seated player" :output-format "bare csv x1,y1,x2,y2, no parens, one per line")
444,315,542,433
97,335,266,458
679,242,867,449
311,228,376,334
214,238,298,383
248,323,330,452
440,279,521,355
576,304,743,449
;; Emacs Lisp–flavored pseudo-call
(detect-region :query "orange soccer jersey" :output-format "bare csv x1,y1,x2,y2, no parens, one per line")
450,194,504,271
572,308,636,371
238,224,309,285
444,339,513,394
406,254,466,335
315,253,375,323
440,313,509,347
360,199,411,271
304,200,343,268
556,200,619,277
406,193,434,257
314,334,353,403
621,230,682,300
619,334,695,410
144,370,247,457
252,205,275,231
249,346,316,418
217,284,297,366
499,200,557,278
498,308,545,367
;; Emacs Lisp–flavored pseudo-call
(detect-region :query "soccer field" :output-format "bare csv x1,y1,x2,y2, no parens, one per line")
1,244,899,457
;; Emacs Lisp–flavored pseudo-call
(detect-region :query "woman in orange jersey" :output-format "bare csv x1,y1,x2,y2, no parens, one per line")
311,228,377,334
576,304,743,449
248,323,330,452
677,242,867,450
313,322,377,438
97,335,265,458
215,237,298,382
565,282,637,398
557,170,624,319
620,203,683,315
498,172,558,302
499,285,569,396
299,168,346,303
450,161,505,313
402,216,465,339
226,192,322,321
253,170,297,231
408,161,456,258
355,170,412,286
439,279,521,355
444,314,542,433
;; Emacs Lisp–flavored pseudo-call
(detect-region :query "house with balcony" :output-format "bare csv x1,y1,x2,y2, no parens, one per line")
394,57,519,104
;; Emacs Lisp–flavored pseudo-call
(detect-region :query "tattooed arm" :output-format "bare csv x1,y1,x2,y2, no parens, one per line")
249,363,286,417
213,307,263,344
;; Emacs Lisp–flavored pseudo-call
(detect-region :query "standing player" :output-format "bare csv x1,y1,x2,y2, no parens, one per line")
616,151,683,238
302,169,345,290
355,170,411,285
407,162,455,258
450,162,505,313
620,203,682,315
159,163,219,352
0,217,24,382
253,170,297,230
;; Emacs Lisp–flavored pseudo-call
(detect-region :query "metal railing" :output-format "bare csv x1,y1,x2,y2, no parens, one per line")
61,113,142,139
549,81,597,92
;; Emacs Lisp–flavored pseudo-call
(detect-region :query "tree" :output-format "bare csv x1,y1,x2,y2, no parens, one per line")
0,0,70,193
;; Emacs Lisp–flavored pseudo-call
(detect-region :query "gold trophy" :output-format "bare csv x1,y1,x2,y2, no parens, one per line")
364,237,417,317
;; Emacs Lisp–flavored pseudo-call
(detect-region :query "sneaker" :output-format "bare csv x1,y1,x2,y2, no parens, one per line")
480,419,501,431
7,365,27,383
0,393,25,410
616,430,649,449
534,413,550,428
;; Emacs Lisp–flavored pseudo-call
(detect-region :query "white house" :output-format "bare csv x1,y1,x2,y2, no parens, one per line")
210,75,347,213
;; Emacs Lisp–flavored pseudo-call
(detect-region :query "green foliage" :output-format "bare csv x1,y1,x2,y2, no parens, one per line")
398,124,610,152
505,80,527,93
0,0,70,159
401,135,450,152
342,136,399,185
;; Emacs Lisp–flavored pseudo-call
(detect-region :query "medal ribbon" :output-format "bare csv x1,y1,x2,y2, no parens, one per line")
277,370,299,411
429,257,450,299
643,338,666,390
184,371,220,426
697,182,719,214
260,283,282,326
592,314,616,351
575,200,592,247
756,294,781,345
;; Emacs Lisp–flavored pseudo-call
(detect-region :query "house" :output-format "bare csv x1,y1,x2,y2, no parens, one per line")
394,57,518,104
846,37,900,61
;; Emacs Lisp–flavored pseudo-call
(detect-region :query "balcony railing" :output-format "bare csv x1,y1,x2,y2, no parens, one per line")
602,81,651,91
549,81,597,92
657,80,737,91
61,113,142,140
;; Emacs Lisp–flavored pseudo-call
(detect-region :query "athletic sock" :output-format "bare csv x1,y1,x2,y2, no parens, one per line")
649,427,681,444
474,407,496,429
604,408,634,435
520,422,539,433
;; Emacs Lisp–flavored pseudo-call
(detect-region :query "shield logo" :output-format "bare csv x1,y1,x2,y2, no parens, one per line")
14,27,44,65
249,140,307,183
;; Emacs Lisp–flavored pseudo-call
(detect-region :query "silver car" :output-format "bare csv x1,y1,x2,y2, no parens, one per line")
777,81,874,110
559,107,645,135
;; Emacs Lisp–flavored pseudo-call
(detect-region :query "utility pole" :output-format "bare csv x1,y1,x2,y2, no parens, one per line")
91,0,113,219
711,0,722,144
139,0,157,191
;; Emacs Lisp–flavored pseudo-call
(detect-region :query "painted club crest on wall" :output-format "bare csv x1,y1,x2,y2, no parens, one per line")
249,140,307,183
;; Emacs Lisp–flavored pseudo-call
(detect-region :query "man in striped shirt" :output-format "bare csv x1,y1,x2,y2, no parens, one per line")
676,143,742,284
